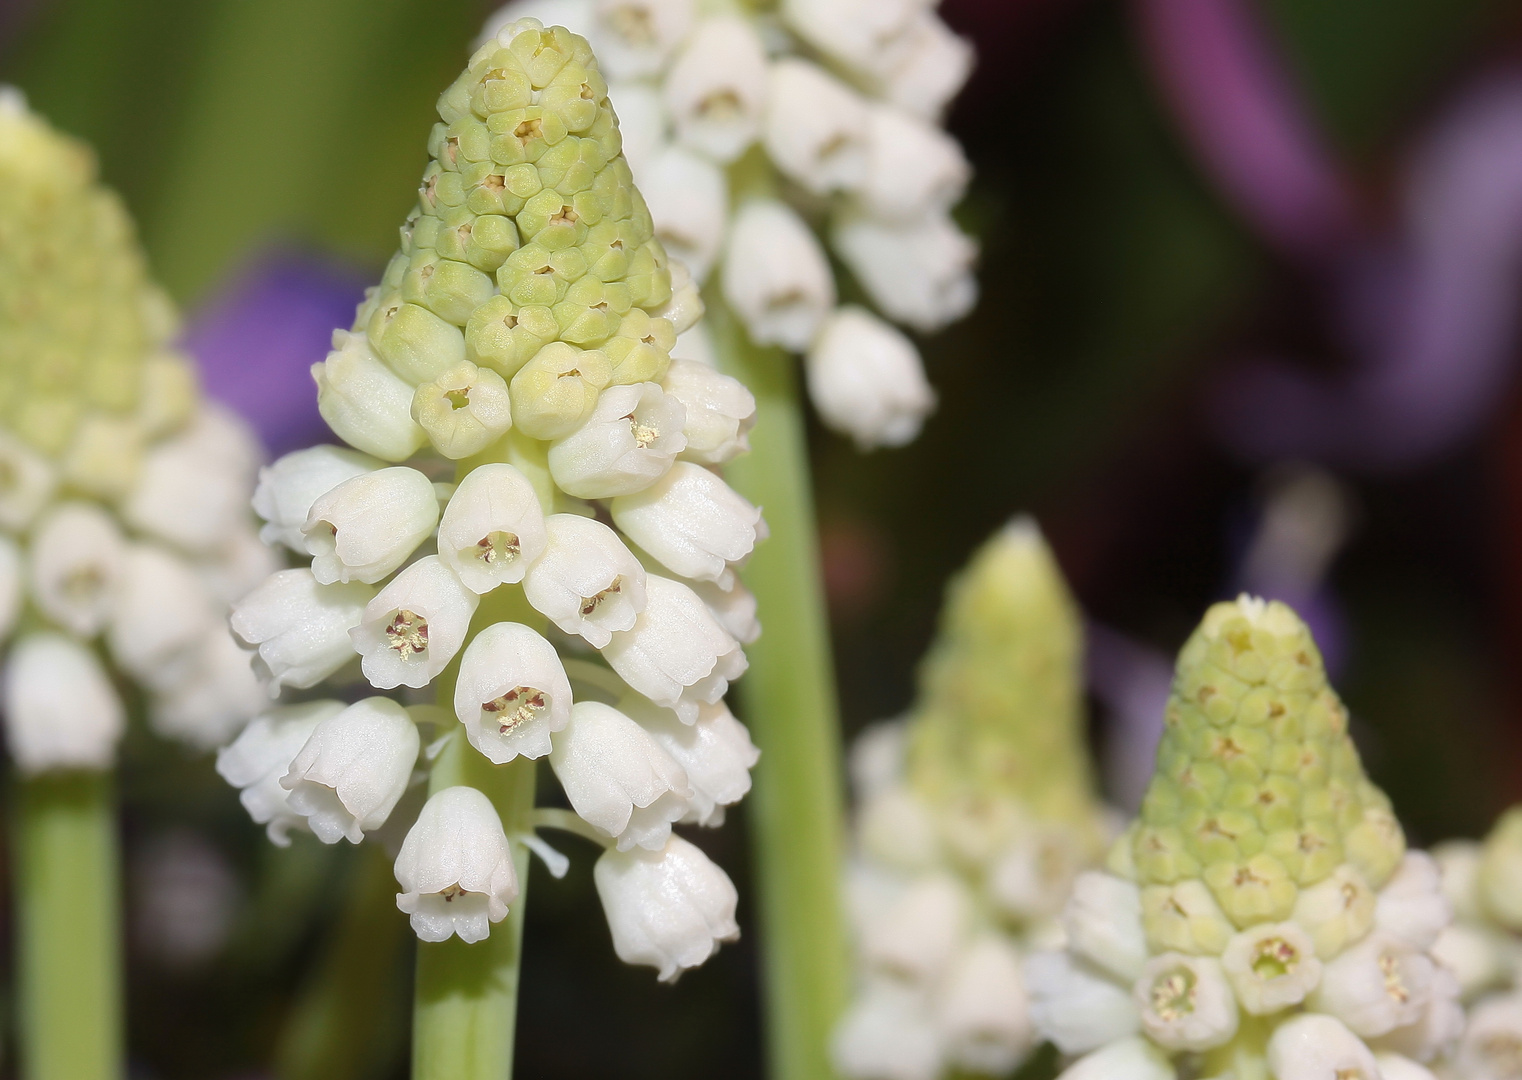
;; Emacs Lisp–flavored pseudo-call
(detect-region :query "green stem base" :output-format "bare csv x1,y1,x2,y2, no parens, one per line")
710,295,850,1080
15,771,123,1080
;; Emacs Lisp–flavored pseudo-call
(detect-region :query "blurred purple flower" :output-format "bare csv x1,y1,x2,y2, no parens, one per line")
1136,0,1522,470
182,250,368,457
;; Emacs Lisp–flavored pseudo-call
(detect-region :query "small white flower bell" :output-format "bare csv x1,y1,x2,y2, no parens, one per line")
313,329,427,462
592,0,693,79
936,935,1036,1075
1265,1013,1380,1080
349,556,479,690
663,15,768,163
1219,921,1324,1016
833,210,977,334
252,444,383,552
1132,952,1239,1052
121,406,261,554
302,465,439,585
548,699,692,851
436,462,547,594
593,833,740,982
547,382,687,499
1063,871,1149,983
1052,1037,1175,1080
1308,931,1433,1037
722,199,836,352
690,577,761,645
229,567,373,691
149,629,266,749
454,621,572,763
27,500,126,637
1374,852,1452,951
859,104,970,221
602,574,746,724
870,13,973,121
661,359,755,466
522,513,647,648
108,544,219,691
1025,949,1142,1056
215,700,346,846
763,58,870,195
805,306,936,450
281,696,421,844
394,784,520,944
620,695,758,827
3,633,125,773
640,146,728,282
610,461,764,587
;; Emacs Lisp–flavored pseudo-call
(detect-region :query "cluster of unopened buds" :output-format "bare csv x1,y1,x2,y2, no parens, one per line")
0,91,273,775
218,19,762,980
1027,598,1457,1080
482,0,977,450
833,522,1111,1080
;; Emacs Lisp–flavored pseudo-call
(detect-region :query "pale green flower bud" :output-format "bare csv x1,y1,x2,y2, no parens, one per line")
313,330,428,462
508,341,612,439
411,361,514,459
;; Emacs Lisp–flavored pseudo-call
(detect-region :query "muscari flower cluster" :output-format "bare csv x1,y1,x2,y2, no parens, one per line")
219,19,762,981
1029,597,1458,1080
481,0,976,450
0,92,272,773
832,521,1110,1080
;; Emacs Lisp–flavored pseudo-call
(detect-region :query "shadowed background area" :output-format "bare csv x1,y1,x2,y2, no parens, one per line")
3,0,1522,1076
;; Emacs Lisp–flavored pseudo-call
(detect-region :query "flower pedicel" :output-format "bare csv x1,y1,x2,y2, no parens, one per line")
222,18,762,986
1027,597,1459,1080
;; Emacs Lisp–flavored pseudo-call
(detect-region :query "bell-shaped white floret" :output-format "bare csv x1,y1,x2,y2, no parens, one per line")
661,359,755,466
1053,1037,1175,1080
1375,852,1452,952
831,979,942,1080
229,568,372,691
663,16,767,163
1025,949,1141,1056
107,544,219,692
454,622,571,763
763,58,870,195
591,0,692,79
302,466,439,585
1063,871,1149,983
548,700,692,851
936,935,1036,1076
149,629,267,749
395,784,520,949
27,500,126,637
215,701,346,846
1220,921,1323,1015
522,514,646,648
805,306,936,450
121,405,262,555
1292,864,1377,960
690,577,761,645
1308,930,1434,1038
871,13,973,122
777,0,921,84
547,382,687,499
436,462,547,593
1267,1013,1380,1080
394,785,519,944
1132,952,1238,1052
602,575,746,725
593,834,739,981
832,210,977,334
611,462,764,587
722,199,835,351
281,697,421,844
3,633,125,773
859,104,970,221
640,146,727,283
349,556,479,690
313,329,427,462
1454,991,1522,1080
621,695,758,827
253,444,383,552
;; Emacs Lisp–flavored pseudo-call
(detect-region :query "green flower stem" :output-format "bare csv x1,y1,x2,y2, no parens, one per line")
274,843,411,1080
709,294,850,1080
14,771,123,1080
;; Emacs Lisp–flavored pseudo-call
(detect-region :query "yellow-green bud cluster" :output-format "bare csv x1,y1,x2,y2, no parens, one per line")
907,520,1101,835
1128,598,1405,934
329,22,678,462
0,98,195,493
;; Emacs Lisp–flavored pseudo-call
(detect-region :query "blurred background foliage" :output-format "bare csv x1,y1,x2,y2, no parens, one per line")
3,0,1521,1076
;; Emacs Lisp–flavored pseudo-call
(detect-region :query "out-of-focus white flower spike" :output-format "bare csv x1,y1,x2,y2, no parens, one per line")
350,555,479,690
664,15,768,163
806,306,937,450
661,359,755,466
860,104,971,221
831,979,942,1080
602,574,746,725
722,199,836,352
149,629,267,749
395,785,519,944
281,696,421,844
548,699,691,851
833,210,977,334
302,466,438,586
611,461,764,587
215,701,346,846
593,833,739,982
454,621,571,763
122,405,262,555
874,13,975,122
764,59,871,195
230,567,373,692
641,149,728,284
936,935,1036,1075
437,462,547,594
522,513,647,648
621,695,758,827
593,0,693,79
253,445,383,553
108,544,219,691
27,500,126,638
3,633,125,773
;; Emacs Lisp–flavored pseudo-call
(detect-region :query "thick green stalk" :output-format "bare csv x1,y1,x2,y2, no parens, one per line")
274,843,412,1080
709,295,850,1080
14,772,123,1080
411,739,535,1080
